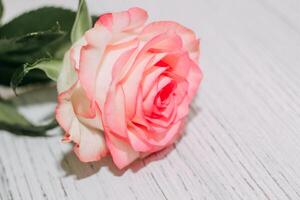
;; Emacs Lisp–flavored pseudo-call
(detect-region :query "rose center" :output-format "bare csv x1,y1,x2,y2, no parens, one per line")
157,80,176,105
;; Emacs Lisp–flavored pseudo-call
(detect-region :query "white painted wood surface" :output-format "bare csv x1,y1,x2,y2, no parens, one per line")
1,0,300,199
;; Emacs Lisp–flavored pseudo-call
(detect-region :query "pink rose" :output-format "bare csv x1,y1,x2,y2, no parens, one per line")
56,7,202,169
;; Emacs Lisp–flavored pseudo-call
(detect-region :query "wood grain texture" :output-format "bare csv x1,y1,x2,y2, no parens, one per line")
1,0,300,199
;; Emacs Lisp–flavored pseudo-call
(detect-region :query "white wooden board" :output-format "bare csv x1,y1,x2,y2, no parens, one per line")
0,0,300,199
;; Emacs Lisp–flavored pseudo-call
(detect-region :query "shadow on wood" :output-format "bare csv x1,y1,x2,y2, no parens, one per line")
59,145,177,179
59,104,201,179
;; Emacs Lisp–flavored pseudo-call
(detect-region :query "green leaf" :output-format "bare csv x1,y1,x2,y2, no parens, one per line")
11,59,62,92
0,100,31,126
0,62,49,86
0,7,75,38
0,7,75,87
0,0,3,23
71,0,92,43
0,25,65,55
0,100,58,136
0,7,77,64
0,5,97,87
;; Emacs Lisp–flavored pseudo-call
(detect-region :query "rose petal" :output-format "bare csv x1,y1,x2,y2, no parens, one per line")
174,95,190,122
56,85,79,141
70,86,96,118
128,126,153,152
106,133,139,169
57,51,78,93
140,32,183,54
143,76,172,115
96,7,148,32
131,120,183,147
173,79,189,105
142,66,168,98
187,61,203,100
186,39,200,62
132,89,150,129
70,38,87,70
163,52,191,78
95,41,138,109
103,85,127,138
141,21,196,50
121,54,154,119
73,127,107,162
56,83,107,161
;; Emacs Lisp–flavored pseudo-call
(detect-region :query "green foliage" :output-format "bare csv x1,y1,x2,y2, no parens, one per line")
0,7,76,86
0,7,77,62
0,25,65,62
0,100,58,136
11,59,62,92
0,62,49,86
71,0,92,43
0,0,3,23
0,7,75,38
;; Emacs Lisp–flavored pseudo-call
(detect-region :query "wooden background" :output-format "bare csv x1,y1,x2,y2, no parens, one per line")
1,0,300,199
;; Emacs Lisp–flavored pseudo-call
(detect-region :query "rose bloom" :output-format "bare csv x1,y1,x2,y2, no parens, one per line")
56,7,202,169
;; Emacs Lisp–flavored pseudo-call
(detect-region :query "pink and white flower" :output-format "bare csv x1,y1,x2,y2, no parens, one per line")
56,7,202,169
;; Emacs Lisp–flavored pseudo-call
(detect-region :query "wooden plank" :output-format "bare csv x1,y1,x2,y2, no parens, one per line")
0,0,300,199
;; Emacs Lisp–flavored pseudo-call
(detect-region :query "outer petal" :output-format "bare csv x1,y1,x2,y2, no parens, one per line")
141,21,199,62
130,120,183,148
96,7,148,32
141,21,196,49
174,95,190,122
162,52,191,78
73,126,107,162
79,26,111,101
103,85,127,138
106,133,139,169
139,32,183,55
187,61,203,100
187,39,200,62
95,40,138,109
57,51,78,93
56,83,107,162
70,38,87,71
127,126,154,152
